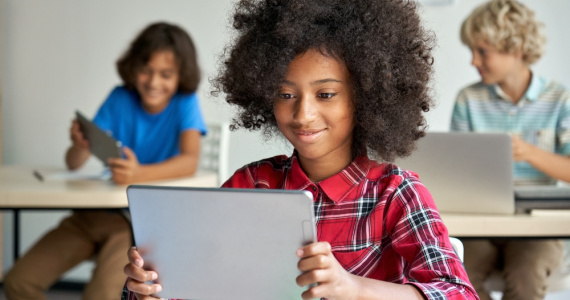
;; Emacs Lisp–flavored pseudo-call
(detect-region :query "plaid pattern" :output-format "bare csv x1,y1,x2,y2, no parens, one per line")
121,285,133,300
451,74,570,184
123,153,478,300
223,154,478,299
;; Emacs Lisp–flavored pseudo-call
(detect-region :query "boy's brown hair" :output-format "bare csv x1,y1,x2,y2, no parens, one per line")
117,22,201,93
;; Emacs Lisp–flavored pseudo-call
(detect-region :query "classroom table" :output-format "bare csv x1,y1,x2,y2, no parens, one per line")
3,165,570,254
441,211,570,238
0,165,219,261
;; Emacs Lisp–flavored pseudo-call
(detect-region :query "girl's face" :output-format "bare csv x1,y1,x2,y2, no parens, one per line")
136,50,180,114
470,40,523,86
274,49,355,171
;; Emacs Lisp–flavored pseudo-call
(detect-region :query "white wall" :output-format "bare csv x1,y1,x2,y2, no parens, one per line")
1,0,570,281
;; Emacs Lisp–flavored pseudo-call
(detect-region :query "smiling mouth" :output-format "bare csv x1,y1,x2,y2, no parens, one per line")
293,129,325,143
297,130,322,135
145,91,163,97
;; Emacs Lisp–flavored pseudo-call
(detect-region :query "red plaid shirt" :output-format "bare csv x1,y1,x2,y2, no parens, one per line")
123,153,478,300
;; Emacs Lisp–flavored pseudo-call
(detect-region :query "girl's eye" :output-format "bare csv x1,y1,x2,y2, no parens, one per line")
319,93,336,99
279,93,295,100
477,48,486,56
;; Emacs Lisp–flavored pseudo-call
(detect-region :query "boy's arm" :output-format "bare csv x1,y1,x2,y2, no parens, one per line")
65,145,91,170
65,120,91,170
512,135,570,182
110,129,201,184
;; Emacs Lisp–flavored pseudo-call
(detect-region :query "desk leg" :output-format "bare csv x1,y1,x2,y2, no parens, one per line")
13,208,20,262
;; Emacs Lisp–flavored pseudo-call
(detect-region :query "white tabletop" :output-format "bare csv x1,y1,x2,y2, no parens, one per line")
0,165,219,209
3,165,569,238
441,211,570,238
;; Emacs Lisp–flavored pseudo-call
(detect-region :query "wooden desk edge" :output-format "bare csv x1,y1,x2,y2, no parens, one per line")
441,213,570,238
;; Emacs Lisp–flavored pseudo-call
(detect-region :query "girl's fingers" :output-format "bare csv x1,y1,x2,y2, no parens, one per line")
123,262,157,282
126,277,162,296
296,268,328,287
127,247,143,267
297,242,332,258
297,253,331,272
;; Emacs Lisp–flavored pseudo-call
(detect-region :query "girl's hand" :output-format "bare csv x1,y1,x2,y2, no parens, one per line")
124,247,163,300
296,242,359,300
108,147,142,184
70,120,89,150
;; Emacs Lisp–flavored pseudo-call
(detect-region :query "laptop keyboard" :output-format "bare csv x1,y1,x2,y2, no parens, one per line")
514,186,570,199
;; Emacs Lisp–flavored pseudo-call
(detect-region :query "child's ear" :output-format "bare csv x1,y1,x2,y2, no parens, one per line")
513,45,525,60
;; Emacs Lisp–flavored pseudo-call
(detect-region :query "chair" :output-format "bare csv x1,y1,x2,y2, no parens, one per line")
199,122,230,185
449,236,464,262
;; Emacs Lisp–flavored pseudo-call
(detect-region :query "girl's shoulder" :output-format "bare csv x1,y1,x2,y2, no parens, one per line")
366,160,420,183
365,161,427,195
223,155,292,189
241,154,293,176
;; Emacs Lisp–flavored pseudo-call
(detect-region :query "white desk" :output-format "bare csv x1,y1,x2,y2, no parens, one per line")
0,165,218,260
441,212,570,238
0,165,218,208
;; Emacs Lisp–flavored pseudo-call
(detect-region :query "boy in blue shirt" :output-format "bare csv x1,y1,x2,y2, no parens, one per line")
4,22,206,300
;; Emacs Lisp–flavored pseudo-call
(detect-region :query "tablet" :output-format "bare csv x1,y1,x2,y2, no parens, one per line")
75,110,122,166
127,186,317,300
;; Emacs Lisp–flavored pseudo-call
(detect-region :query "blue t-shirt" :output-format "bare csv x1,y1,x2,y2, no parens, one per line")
93,86,207,164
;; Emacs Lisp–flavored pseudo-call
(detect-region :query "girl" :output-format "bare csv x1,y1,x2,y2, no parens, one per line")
4,22,206,300
124,1,478,299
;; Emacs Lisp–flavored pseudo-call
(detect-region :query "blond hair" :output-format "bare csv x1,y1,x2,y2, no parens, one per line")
460,0,545,65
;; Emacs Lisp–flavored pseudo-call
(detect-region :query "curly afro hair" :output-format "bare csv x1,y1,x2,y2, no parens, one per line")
213,0,435,162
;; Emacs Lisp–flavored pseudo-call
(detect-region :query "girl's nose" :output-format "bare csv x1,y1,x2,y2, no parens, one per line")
293,95,317,123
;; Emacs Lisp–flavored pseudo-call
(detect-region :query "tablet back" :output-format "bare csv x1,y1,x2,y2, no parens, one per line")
127,186,316,300
75,110,122,166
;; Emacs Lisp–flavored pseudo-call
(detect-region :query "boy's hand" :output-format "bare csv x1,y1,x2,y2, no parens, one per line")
108,147,142,184
296,242,358,300
70,120,89,150
512,135,536,162
124,247,163,300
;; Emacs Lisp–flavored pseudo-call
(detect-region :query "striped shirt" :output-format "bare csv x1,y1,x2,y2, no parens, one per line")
451,74,570,184
122,153,478,300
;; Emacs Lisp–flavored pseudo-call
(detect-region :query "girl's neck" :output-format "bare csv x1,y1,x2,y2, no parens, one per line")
298,149,354,183
498,66,532,105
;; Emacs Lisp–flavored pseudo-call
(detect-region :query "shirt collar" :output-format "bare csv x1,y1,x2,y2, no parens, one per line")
286,151,371,203
492,72,544,103
524,73,544,102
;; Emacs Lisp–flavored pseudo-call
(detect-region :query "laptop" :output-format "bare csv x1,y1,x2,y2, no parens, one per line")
127,186,317,300
394,132,515,214
75,110,122,166
514,185,570,212
394,132,570,214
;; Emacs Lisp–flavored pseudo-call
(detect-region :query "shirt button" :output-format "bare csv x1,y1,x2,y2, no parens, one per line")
312,186,317,191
